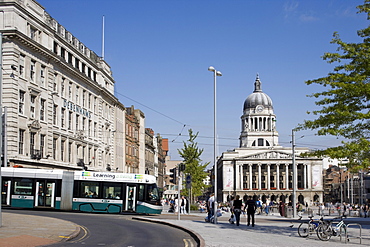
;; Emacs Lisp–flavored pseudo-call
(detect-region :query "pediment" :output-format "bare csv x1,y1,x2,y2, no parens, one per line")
28,120,41,131
241,151,293,160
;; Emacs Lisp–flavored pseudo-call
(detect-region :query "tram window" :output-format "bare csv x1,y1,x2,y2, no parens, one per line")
14,179,33,195
138,185,144,201
102,183,121,199
147,184,159,201
80,182,99,198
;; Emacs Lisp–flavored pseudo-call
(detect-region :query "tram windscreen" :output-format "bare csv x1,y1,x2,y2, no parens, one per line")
147,184,159,201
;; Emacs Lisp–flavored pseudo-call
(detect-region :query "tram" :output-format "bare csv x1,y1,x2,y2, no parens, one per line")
1,167,162,214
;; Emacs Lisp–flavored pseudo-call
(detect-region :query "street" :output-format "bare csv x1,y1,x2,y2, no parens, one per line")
3,209,197,247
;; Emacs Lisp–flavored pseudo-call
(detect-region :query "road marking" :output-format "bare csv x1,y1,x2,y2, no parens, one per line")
183,238,195,247
68,224,90,243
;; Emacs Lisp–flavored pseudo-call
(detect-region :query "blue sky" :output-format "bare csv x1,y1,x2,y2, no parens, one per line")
38,0,367,165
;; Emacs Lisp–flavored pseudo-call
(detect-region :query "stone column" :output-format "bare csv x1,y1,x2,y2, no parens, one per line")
304,164,307,189
235,163,239,190
249,164,253,189
307,163,312,189
240,164,244,189
285,164,289,189
267,164,271,190
258,164,262,190
276,164,280,190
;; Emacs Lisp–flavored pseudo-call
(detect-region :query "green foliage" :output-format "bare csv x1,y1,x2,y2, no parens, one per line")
178,129,210,201
297,0,370,171
190,204,198,211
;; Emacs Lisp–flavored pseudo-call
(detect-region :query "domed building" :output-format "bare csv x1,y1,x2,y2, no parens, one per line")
217,76,324,208
240,75,277,148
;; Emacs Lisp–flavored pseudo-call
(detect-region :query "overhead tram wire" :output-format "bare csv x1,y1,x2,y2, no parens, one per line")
171,124,186,142
170,141,239,148
116,92,186,126
115,91,188,142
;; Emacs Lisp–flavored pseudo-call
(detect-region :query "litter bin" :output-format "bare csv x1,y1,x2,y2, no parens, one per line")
285,206,293,218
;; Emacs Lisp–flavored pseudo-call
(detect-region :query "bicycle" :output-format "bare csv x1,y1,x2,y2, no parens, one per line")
316,216,347,241
297,216,328,238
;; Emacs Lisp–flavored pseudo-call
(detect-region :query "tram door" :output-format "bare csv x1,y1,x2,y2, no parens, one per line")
125,185,136,211
35,180,55,207
1,180,11,205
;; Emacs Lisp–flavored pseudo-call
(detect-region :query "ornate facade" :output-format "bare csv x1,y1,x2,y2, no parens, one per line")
217,76,324,205
0,0,166,185
0,0,122,171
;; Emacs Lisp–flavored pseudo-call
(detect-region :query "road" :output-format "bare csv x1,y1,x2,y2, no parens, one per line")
5,209,197,247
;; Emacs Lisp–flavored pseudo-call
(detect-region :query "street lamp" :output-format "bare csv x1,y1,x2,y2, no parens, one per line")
291,129,305,218
291,129,297,218
208,66,222,224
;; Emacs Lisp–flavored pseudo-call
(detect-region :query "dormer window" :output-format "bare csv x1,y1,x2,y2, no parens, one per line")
59,25,65,38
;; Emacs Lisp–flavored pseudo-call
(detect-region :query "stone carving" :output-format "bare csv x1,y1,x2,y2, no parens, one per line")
243,151,293,160
76,130,85,140
28,120,41,131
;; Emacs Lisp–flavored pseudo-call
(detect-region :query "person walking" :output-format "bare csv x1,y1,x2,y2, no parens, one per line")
206,193,215,222
174,197,179,213
180,195,187,214
231,195,243,226
279,201,285,217
245,196,257,227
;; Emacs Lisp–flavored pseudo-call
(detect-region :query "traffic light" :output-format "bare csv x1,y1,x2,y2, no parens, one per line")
169,167,177,184
179,163,186,172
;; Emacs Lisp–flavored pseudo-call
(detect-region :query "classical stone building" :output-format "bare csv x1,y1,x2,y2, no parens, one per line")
217,76,324,205
156,135,168,188
124,106,143,173
145,128,155,175
0,0,167,186
0,0,124,172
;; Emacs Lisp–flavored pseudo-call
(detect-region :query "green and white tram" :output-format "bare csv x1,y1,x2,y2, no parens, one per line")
1,167,162,214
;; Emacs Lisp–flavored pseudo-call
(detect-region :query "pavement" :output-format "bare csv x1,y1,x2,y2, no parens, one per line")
0,210,370,247
0,212,80,247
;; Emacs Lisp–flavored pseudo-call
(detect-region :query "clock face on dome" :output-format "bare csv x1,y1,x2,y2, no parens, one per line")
256,105,264,113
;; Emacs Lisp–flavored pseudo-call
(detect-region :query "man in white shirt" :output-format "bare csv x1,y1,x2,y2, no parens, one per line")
180,196,187,214
174,197,179,213
207,193,215,221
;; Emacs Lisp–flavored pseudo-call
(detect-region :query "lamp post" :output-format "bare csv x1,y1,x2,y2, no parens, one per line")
208,66,222,224
291,129,297,218
0,33,3,227
340,170,343,204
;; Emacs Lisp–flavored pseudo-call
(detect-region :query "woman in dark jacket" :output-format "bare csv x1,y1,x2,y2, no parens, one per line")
232,195,243,226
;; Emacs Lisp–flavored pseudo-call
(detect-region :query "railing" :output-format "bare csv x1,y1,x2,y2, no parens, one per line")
346,223,362,244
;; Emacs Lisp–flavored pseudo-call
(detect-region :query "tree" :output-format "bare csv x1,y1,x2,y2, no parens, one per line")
298,1,370,171
178,129,210,202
